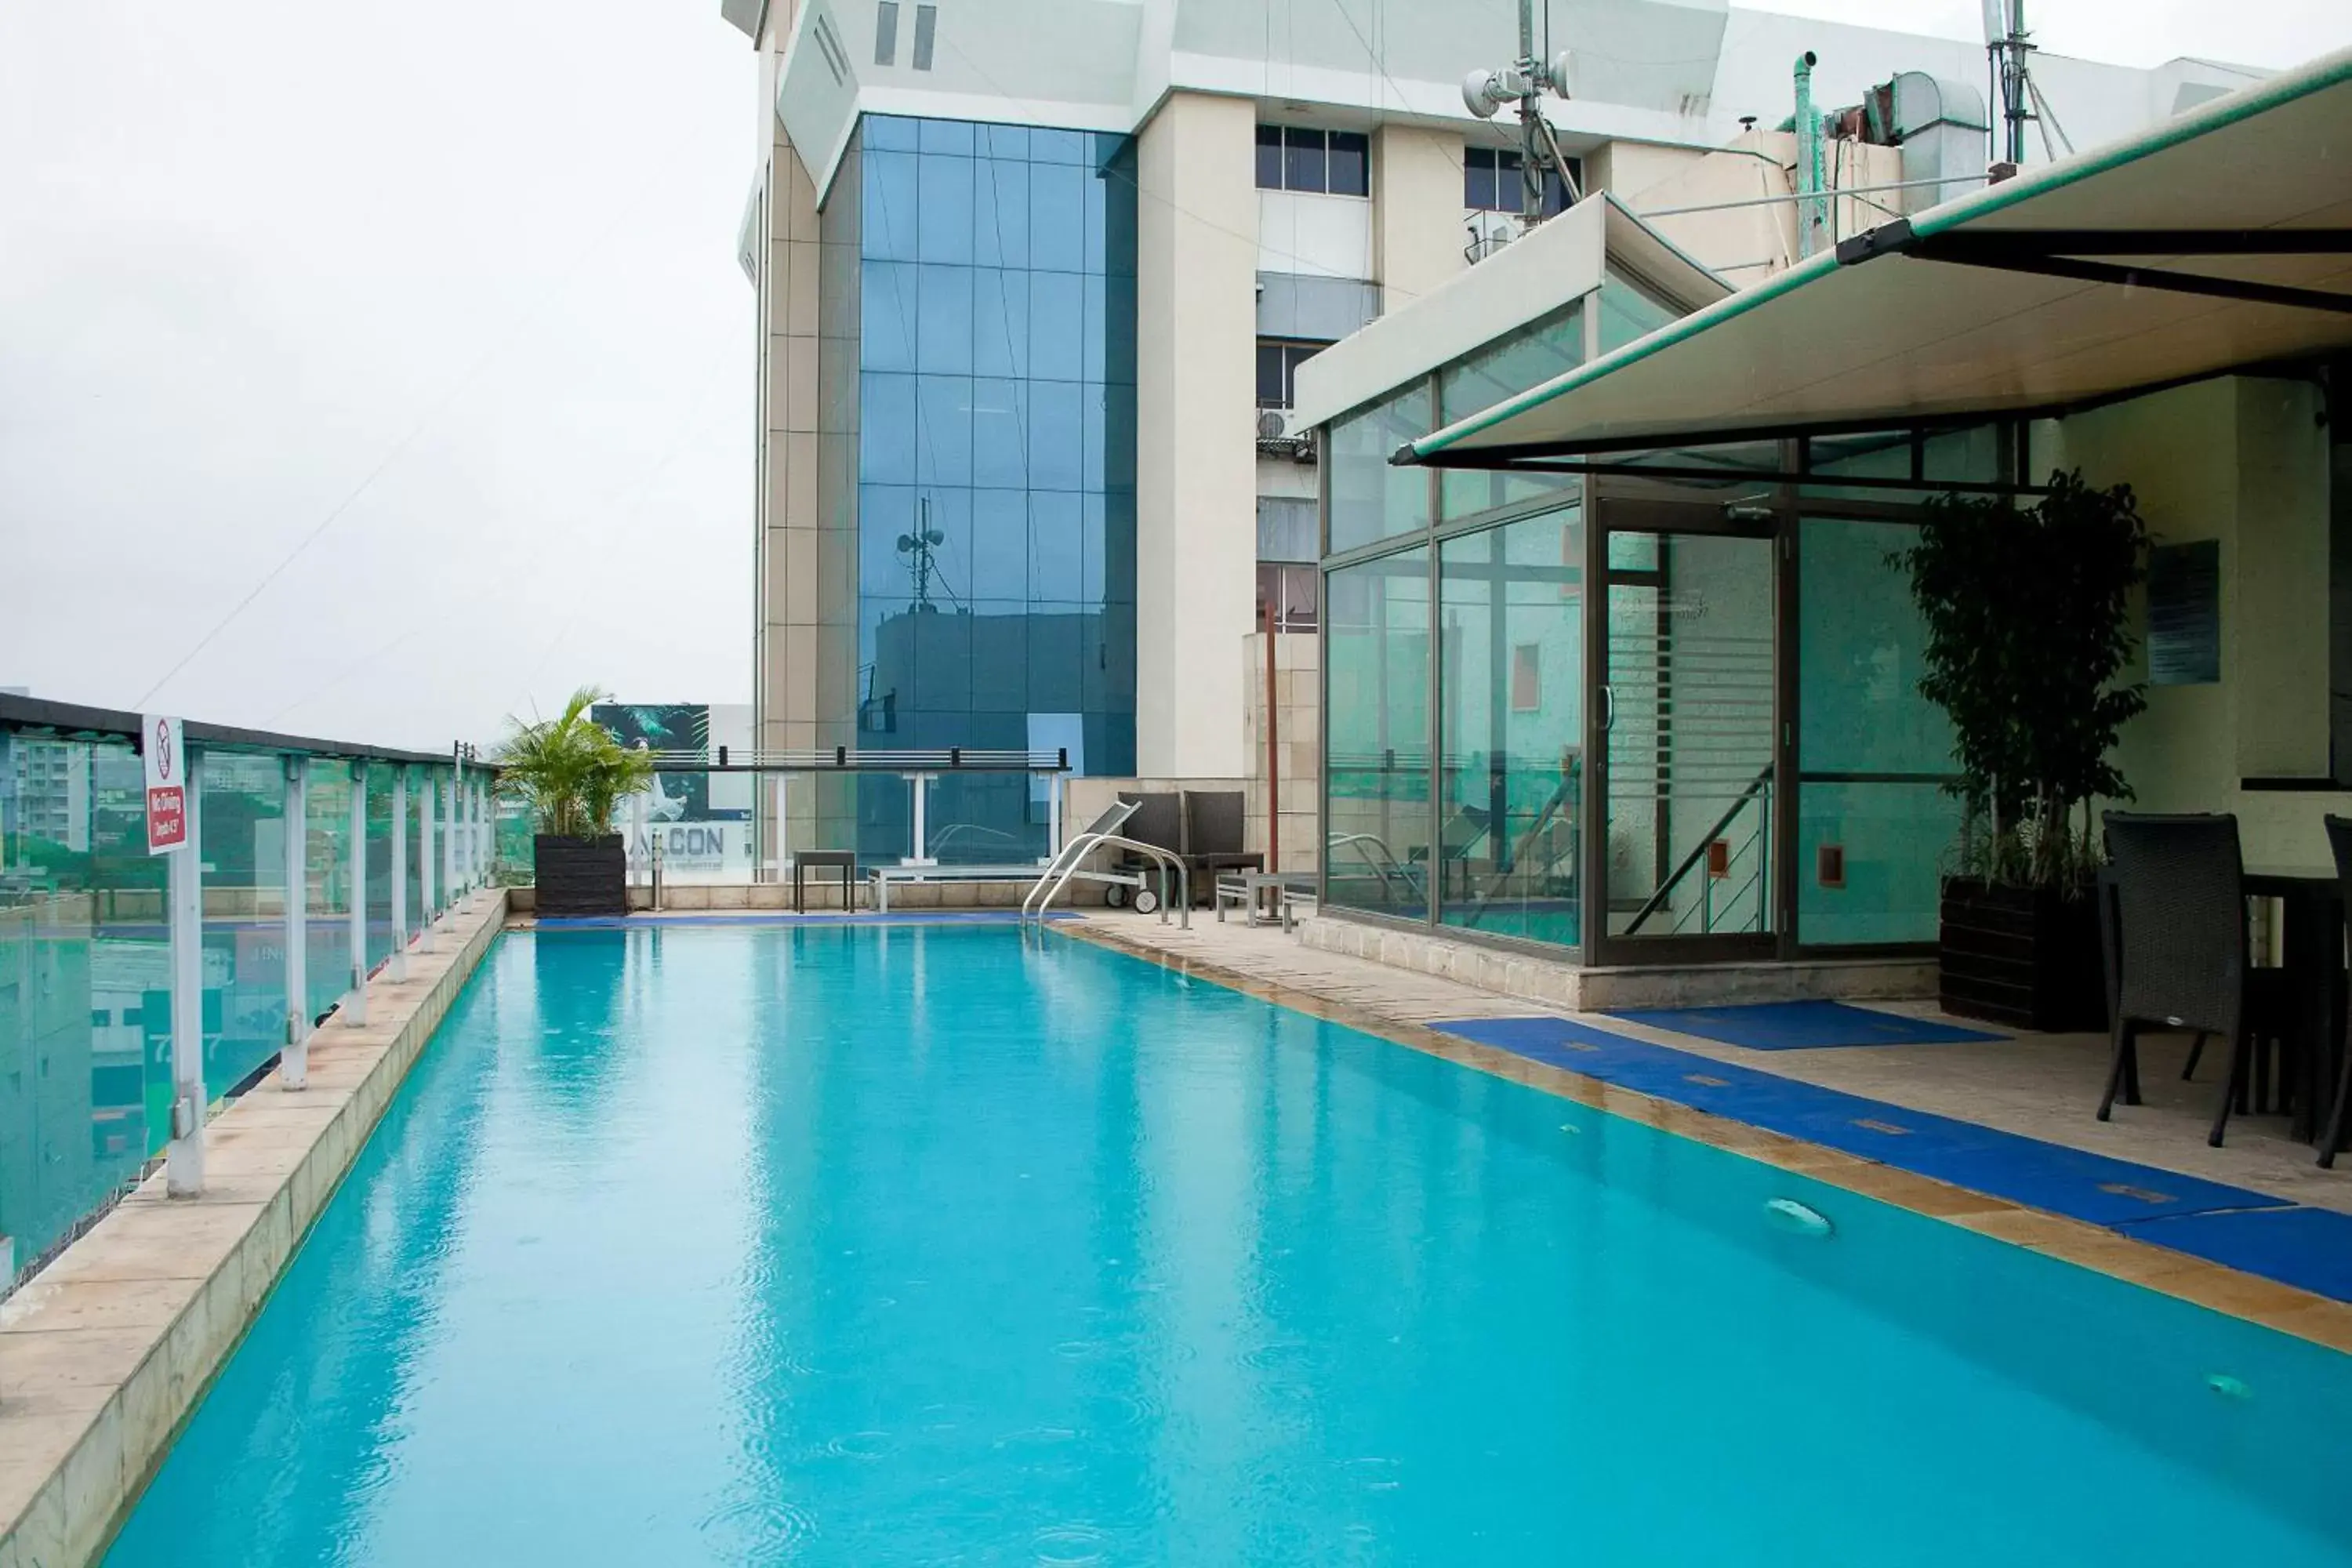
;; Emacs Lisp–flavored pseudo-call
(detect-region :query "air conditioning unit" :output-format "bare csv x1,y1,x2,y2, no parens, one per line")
1256,408,1288,439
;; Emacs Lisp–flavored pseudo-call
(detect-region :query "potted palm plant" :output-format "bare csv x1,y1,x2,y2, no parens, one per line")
492,685,655,917
1895,470,2149,1030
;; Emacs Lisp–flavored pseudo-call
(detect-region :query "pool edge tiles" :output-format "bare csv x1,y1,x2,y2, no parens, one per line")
0,891,512,1568
1051,922,2352,1358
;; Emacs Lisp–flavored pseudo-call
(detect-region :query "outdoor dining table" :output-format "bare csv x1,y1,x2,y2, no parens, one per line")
2241,865,2346,1146
2099,862,2346,1148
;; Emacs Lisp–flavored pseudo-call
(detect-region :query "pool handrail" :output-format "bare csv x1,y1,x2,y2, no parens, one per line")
1024,831,1189,927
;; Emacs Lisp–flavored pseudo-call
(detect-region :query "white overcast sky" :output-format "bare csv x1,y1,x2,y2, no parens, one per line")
2,2,2347,752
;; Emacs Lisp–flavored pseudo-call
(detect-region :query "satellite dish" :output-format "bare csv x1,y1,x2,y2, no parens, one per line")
1463,68,1507,120
1544,50,1574,99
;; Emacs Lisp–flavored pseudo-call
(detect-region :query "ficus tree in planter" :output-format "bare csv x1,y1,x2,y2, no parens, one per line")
492,684,654,916
1896,469,2151,887
1894,470,2149,1027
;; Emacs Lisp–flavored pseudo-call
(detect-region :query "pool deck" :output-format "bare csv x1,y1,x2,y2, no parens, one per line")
1066,911,2352,1356
0,891,509,1568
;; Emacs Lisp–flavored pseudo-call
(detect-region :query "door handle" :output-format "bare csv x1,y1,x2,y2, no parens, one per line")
1599,684,1616,733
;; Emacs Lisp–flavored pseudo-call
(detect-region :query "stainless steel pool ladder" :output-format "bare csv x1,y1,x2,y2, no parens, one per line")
1022,832,1189,927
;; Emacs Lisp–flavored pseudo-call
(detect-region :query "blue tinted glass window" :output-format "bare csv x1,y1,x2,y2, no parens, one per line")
1283,127,1327,193
914,374,971,485
1029,271,1083,382
1099,383,1135,487
1099,489,1135,604
1083,170,1108,274
1082,387,1107,492
860,373,917,485
861,261,917,372
1026,615,1082,709
862,151,920,260
972,270,1028,378
1029,128,1086,164
916,486,971,606
859,484,917,597
979,122,1028,159
917,118,973,155
970,378,1026,488
1029,492,1083,601
915,263,972,375
1327,131,1369,196
1026,380,1083,491
917,154,973,263
912,610,971,710
970,488,1028,599
865,115,920,151
974,158,1029,268
1081,275,1107,382
1255,125,1283,189
1029,162,1085,272
1080,492,1112,602
1465,146,1497,210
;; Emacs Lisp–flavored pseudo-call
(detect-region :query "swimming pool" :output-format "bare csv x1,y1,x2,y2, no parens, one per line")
104,924,2352,1566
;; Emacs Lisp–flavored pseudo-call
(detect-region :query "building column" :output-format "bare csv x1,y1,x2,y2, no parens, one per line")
1135,90,1259,779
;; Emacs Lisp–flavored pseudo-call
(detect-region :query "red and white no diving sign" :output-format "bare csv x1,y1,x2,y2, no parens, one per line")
143,713,187,854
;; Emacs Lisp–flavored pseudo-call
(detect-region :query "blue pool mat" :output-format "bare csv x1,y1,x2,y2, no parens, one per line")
1607,1000,2003,1050
1427,1015,2351,1300
2114,1207,2352,1304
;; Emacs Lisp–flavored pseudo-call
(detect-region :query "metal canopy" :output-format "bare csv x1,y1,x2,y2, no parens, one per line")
1402,45,2352,468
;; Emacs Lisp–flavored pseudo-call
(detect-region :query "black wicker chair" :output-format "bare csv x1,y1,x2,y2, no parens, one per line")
2317,815,2352,1168
2100,811,2252,1147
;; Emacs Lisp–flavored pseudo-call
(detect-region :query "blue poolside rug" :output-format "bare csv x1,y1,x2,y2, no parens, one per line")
1609,999,2003,1051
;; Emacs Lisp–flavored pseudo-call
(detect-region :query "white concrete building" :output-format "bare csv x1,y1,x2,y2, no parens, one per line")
721,0,2258,868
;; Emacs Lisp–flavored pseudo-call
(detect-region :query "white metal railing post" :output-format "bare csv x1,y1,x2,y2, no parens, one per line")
282,756,310,1090
775,773,790,879
443,759,459,907
417,768,437,950
165,750,207,1196
475,776,488,892
390,765,408,982
452,747,466,896
901,772,937,866
1044,772,1063,866
345,760,368,1026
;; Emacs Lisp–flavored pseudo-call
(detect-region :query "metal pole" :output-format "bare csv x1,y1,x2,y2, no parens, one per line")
443,758,458,906
1517,0,1541,225
390,765,408,982
282,756,310,1090
417,768,436,950
775,773,791,877
1044,771,1062,866
165,750,206,1196
1265,593,1282,873
345,760,368,1026
452,746,466,895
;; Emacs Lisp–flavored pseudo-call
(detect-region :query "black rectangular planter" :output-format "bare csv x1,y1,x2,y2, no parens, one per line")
1937,877,2107,1033
534,833,626,917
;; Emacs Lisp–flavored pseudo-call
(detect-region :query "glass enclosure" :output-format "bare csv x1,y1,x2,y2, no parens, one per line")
1320,341,1982,965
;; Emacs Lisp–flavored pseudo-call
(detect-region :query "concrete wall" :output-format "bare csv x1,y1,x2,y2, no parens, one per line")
1370,123,1466,314
1135,90,1259,780
2052,376,2347,864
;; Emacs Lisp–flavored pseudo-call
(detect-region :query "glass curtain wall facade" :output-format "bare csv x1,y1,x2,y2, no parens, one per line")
836,114,1138,864
1321,305,1978,961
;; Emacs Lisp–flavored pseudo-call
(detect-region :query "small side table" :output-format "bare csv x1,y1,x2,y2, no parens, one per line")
1214,870,1294,931
793,851,858,913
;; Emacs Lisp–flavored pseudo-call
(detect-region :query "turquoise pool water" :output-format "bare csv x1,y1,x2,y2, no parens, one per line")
104,925,2352,1566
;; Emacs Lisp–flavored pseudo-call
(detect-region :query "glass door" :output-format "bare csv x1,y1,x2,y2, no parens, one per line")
1592,507,1780,962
